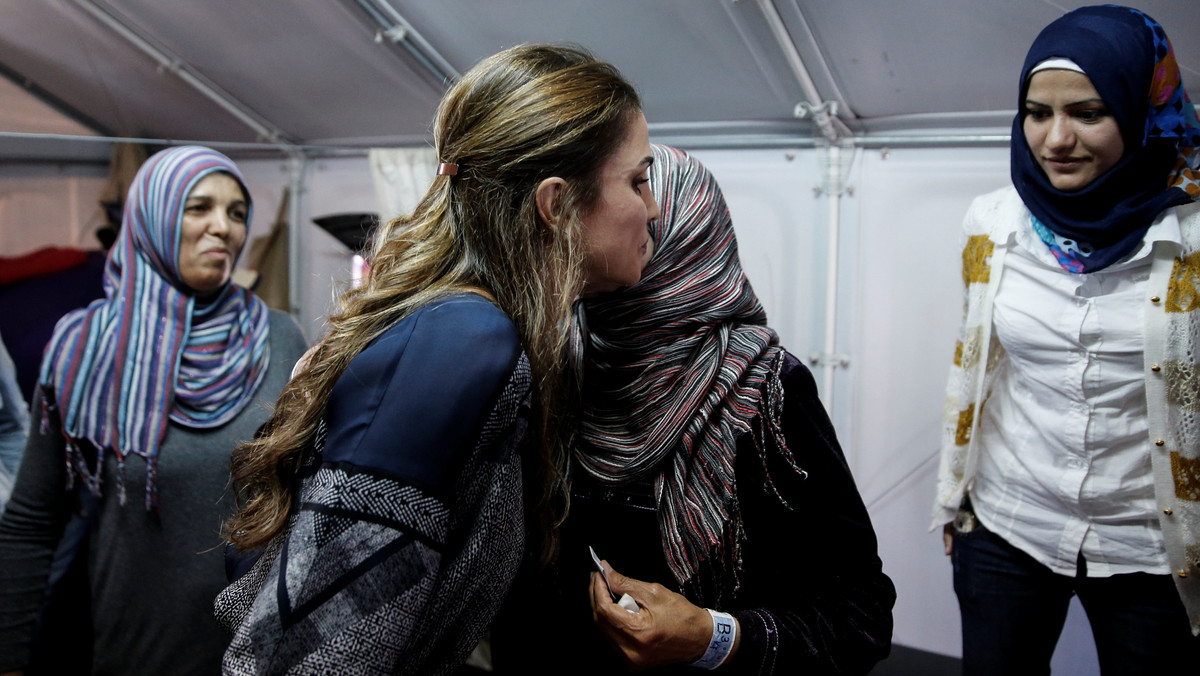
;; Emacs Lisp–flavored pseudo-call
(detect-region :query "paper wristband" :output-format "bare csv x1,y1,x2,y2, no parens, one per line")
691,609,736,670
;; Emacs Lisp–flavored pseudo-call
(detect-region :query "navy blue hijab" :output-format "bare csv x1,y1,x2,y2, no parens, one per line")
1011,5,1200,271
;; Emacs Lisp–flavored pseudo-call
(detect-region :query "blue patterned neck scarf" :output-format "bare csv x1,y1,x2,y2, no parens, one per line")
1011,4,1200,273
1030,214,1090,273
39,146,271,509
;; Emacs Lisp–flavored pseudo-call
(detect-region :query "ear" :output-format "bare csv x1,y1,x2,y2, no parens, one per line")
535,177,567,231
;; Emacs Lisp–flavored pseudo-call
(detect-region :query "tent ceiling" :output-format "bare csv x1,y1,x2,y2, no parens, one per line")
2,0,1198,159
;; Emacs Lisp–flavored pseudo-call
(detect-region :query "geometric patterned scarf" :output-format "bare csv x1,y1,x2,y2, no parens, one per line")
39,146,270,509
575,144,802,603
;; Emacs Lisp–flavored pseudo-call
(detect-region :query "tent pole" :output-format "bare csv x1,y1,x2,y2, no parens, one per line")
757,0,855,416
755,0,849,142
352,0,460,87
808,140,854,413
821,143,841,411
70,0,295,148
287,153,307,321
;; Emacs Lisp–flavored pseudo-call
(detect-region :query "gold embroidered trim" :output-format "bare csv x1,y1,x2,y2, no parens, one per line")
955,407,974,447
958,326,989,371
1166,251,1200,313
962,235,993,286
1171,451,1200,502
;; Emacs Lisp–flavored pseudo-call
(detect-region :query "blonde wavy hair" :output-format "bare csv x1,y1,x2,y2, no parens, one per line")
224,45,641,563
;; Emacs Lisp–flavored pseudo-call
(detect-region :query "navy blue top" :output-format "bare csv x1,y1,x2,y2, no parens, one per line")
322,294,522,496
217,296,532,674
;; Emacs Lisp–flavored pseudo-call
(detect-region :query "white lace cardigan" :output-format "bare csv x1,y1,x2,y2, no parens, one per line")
931,185,1200,635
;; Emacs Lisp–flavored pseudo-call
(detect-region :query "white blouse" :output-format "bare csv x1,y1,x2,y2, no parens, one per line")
971,209,1181,577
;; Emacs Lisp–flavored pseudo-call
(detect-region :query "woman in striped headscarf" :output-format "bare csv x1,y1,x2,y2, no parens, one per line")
493,144,894,675
0,145,307,675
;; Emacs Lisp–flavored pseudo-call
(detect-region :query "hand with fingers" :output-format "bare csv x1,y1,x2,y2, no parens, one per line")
589,561,741,671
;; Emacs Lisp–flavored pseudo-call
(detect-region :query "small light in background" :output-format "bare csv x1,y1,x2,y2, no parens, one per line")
351,254,367,288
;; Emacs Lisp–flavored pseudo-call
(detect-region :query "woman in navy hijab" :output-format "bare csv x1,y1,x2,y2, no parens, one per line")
933,5,1200,673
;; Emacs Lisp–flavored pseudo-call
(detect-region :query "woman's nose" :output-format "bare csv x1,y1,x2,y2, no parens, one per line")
1045,114,1074,151
644,190,661,223
209,210,231,237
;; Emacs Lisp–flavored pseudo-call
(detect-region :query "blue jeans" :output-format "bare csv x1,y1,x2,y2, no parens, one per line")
952,520,1198,675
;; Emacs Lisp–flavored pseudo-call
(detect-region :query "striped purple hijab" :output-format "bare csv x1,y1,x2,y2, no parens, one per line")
576,144,800,601
39,146,270,509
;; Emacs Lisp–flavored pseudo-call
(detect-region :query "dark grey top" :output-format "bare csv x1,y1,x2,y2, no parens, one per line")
0,309,307,675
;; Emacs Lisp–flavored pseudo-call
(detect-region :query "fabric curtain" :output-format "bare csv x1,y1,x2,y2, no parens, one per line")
97,142,149,214
368,147,438,223
235,188,290,312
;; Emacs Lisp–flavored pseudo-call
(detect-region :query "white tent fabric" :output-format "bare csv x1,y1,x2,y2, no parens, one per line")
2,0,1195,156
0,165,106,253
6,2,1199,672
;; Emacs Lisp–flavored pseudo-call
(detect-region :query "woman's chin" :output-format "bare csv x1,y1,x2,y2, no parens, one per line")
184,272,231,296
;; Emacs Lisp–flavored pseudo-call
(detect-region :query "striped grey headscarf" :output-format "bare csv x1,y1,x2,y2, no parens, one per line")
39,146,269,510
575,144,801,602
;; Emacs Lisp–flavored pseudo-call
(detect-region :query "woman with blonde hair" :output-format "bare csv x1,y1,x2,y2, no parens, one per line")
215,44,659,675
